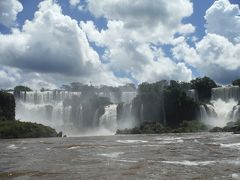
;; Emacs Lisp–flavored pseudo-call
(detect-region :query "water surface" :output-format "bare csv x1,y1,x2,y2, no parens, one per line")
1,133,240,179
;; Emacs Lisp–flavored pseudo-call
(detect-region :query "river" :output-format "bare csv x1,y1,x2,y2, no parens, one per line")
1,133,240,179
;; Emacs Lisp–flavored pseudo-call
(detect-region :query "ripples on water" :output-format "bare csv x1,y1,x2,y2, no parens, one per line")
0,133,240,179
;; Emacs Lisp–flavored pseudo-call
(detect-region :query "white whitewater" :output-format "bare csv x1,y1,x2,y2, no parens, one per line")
187,86,240,127
211,86,240,101
16,91,81,132
203,99,237,127
16,90,137,135
203,86,240,127
99,104,118,133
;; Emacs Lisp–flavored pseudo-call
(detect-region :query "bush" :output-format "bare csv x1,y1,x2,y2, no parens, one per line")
174,121,208,133
0,121,60,139
232,79,240,86
116,120,208,134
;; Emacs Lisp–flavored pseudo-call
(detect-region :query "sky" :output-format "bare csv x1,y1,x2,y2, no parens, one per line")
0,0,240,89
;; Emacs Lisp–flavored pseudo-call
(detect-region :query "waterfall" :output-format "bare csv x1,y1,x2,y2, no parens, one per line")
200,86,240,127
186,89,199,102
211,87,240,126
117,102,136,129
140,104,144,123
121,91,137,103
99,104,118,133
232,105,240,121
16,90,138,135
212,86,240,101
200,105,208,121
16,91,81,132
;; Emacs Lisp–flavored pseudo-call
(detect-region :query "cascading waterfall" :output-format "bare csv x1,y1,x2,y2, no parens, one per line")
140,104,144,123
186,89,199,102
121,91,137,104
16,90,138,135
187,86,240,127
16,91,81,132
211,86,240,101
200,86,240,127
200,105,208,121
232,105,240,121
99,104,118,133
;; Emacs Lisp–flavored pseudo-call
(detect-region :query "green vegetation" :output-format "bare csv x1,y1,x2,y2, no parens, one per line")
130,80,199,128
232,79,240,87
116,120,208,134
14,85,32,99
210,120,240,133
190,76,217,102
164,82,199,128
14,85,32,92
173,121,208,133
0,91,15,121
0,121,60,139
117,76,224,134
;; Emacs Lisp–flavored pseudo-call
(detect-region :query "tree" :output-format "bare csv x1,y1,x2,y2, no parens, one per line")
164,85,199,128
191,77,217,102
14,85,32,99
232,79,240,86
0,91,15,121
14,85,32,92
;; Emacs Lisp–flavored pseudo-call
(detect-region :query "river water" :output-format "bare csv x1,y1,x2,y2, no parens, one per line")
1,133,240,180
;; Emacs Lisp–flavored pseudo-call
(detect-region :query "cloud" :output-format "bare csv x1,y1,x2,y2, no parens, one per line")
81,0,194,83
69,0,80,7
87,0,194,44
172,0,240,84
205,0,240,43
0,66,21,88
0,0,125,88
0,0,23,27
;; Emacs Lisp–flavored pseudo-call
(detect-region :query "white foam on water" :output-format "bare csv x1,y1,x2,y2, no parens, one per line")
6,144,19,150
177,139,184,143
194,139,199,143
220,143,240,150
232,173,240,180
143,144,161,147
115,159,138,163
116,140,148,144
68,146,80,150
225,160,240,166
98,152,124,158
156,137,182,141
155,137,184,144
162,160,215,166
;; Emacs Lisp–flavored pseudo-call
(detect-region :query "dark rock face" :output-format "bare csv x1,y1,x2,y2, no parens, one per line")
0,91,15,121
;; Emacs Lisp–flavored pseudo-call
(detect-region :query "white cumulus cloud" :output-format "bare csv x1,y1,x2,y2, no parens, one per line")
0,0,126,88
81,0,194,83
172,0,240,84
0,0,23,27
205,0,240,43
69,0,80,7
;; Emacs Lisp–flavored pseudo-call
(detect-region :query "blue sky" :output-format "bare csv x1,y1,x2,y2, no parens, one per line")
0,0,240,89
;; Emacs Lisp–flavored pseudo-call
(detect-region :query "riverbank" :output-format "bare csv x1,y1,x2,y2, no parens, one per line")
116,120,240,135
0,121,62,139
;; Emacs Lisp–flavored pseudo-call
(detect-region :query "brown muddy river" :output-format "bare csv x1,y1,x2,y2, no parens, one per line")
0,133,240,180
